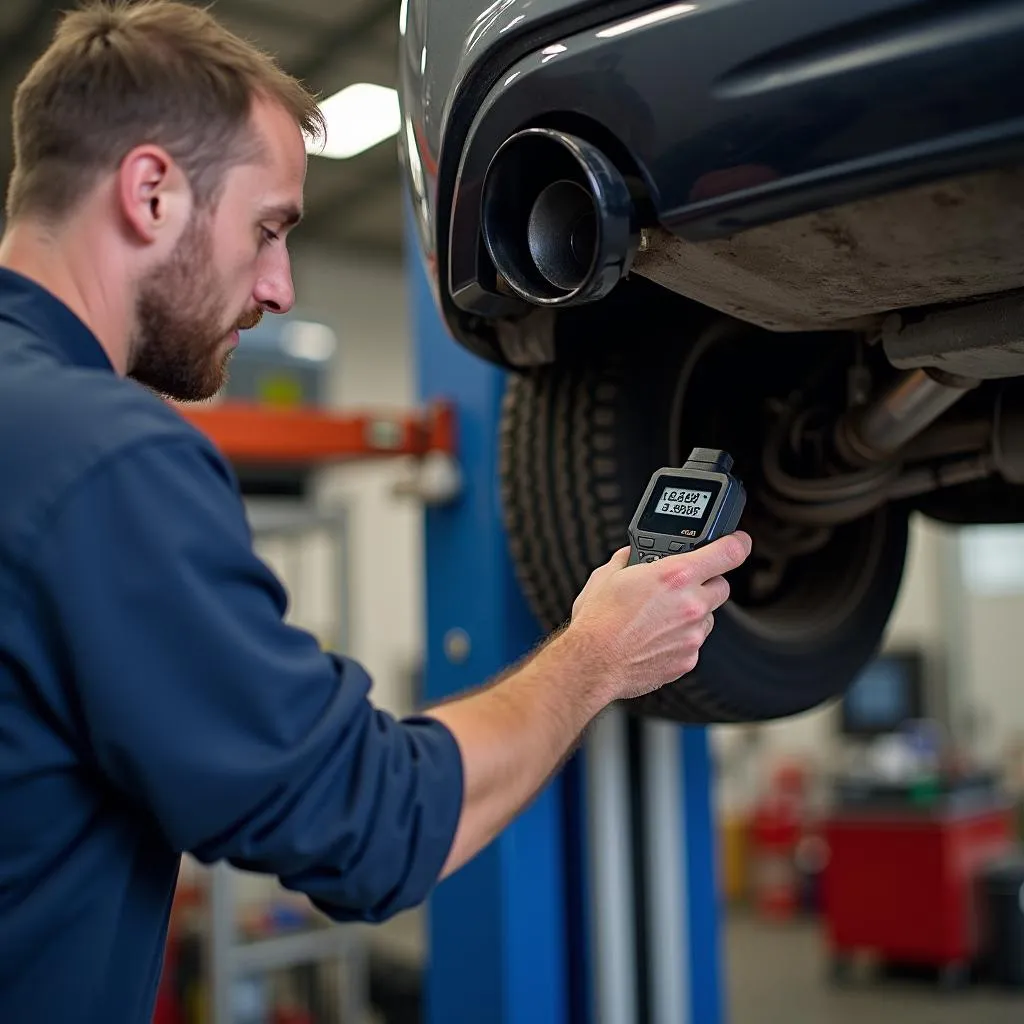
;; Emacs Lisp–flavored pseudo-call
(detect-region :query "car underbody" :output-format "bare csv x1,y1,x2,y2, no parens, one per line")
489,151,1024,531
632,166,1024,337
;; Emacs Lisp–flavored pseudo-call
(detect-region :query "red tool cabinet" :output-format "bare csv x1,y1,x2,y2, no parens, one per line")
820,801,1015,981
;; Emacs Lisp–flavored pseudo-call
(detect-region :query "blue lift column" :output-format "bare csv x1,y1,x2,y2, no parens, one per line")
408,238,725,1024
409,249,571,1024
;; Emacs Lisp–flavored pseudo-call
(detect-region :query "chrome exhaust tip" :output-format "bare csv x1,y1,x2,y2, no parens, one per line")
481,128,639,307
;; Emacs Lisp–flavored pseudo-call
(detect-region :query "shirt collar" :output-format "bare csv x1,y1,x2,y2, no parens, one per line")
0,266,114,373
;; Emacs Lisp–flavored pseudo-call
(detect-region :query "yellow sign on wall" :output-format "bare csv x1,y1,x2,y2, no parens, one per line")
257,374,304,408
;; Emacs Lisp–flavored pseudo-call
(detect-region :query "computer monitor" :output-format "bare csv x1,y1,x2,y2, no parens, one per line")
840,650,925,737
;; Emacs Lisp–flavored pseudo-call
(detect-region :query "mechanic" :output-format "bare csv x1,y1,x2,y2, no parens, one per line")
0,2,751,1021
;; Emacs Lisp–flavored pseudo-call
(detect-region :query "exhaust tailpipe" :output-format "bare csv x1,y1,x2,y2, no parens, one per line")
481,128,640,306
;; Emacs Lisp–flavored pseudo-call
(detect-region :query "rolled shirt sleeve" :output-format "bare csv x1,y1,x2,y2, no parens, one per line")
22,435,463,922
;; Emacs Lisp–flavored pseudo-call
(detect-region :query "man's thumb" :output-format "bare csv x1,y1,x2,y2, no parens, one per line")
607,546,631,570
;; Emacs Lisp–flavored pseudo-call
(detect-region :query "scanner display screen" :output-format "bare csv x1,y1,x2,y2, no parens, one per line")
638,475,723,538
655,486,713,520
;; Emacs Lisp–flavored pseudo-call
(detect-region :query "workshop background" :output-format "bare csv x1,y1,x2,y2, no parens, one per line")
3,2,1024,1023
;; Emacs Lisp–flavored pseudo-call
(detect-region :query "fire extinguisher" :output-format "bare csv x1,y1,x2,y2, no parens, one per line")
750,765,804,920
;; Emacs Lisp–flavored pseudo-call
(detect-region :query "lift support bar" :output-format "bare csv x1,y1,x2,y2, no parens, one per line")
176,399,456,465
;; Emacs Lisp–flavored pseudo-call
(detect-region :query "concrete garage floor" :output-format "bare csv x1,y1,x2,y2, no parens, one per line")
366,907,1024,1022
726,912,1024,1024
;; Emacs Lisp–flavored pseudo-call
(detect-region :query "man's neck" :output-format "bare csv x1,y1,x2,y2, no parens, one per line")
0,219,132,375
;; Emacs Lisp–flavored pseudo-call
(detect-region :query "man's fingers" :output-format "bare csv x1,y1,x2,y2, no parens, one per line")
702,575,731,613
665,531,752,585
703,612,715,638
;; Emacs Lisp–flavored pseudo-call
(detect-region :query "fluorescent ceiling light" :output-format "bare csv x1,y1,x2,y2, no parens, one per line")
309,83,401,160
281,321,337,363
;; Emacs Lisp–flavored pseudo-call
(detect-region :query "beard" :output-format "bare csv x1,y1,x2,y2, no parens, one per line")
128,213,263,402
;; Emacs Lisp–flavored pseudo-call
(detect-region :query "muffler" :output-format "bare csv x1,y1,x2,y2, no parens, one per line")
480,128,640,306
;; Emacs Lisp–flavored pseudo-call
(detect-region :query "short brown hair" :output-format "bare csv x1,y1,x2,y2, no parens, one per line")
6,0,326,222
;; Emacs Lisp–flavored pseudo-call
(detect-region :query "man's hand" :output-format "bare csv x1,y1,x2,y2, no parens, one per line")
568,532,752,701
426,531,752,881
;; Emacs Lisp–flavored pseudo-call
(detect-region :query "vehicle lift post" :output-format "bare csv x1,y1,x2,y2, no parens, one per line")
409,234,726,1024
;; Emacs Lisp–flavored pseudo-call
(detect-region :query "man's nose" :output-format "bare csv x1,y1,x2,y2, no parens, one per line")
254,257,296,315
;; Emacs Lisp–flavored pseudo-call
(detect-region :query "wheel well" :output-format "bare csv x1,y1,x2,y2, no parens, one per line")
548,274,717,364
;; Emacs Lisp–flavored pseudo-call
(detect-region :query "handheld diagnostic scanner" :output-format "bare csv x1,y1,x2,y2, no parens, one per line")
627,448,747,566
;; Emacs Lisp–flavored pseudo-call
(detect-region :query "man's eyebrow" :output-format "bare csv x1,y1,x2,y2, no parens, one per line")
262,203,303,227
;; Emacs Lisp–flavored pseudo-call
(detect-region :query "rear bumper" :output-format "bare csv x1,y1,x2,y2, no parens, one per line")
440,0,1024,328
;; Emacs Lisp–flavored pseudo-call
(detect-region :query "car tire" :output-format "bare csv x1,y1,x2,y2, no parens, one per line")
498,310,910,723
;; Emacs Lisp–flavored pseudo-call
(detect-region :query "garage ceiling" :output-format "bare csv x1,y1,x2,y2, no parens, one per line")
0,0,406,260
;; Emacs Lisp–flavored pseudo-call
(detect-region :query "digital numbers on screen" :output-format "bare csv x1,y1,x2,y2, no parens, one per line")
657,486,712,519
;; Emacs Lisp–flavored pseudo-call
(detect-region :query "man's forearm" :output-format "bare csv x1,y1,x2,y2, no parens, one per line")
426,627,613,879
423,533,752,882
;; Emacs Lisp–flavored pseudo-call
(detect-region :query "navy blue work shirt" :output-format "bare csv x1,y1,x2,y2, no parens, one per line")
0,268,464,1023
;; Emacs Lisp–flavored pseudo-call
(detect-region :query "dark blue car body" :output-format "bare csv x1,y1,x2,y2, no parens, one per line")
398,0,1024,362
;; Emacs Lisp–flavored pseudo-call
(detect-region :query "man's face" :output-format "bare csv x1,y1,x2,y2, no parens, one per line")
128,98,307,401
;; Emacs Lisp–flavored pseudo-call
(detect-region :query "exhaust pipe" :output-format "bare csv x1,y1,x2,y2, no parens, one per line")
836,367,979,466
480,128,640,306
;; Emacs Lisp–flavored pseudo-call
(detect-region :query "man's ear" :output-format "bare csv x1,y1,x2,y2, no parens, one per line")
116,145,191,246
